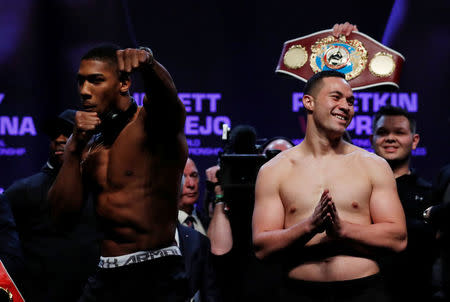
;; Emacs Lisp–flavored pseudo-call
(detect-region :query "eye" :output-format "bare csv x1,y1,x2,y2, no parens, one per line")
376,129,388,135
87,75,104,84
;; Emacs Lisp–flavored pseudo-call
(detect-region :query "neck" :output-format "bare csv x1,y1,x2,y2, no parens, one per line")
389,159,411,178
48,157,61,170
303,127,346,157
179,204,194,215
100,97,137,145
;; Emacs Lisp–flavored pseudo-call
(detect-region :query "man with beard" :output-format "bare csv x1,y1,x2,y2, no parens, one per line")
371,105,437,301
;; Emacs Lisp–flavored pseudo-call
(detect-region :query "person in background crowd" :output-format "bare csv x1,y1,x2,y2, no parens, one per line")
3,109,99,302
371,105,438,301
179,157,208,235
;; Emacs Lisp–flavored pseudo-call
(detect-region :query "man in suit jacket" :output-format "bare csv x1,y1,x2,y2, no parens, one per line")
178,157,209,234
3,109,100,302
176,223,221,302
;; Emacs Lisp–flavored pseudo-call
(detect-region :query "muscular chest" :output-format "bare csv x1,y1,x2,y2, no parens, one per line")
280,157,372,225
81,125,148,190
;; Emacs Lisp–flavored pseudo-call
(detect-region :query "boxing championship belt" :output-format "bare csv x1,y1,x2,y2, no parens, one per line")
0,260,25,301
275,29,405,90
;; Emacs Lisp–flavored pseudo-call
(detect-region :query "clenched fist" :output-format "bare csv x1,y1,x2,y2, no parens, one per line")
116,47,153,73
73,110,101,144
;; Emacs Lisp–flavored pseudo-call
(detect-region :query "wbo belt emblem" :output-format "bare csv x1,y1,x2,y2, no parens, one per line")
310,35,367,81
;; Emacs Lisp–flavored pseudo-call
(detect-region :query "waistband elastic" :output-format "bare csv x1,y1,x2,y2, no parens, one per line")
98,246,182,269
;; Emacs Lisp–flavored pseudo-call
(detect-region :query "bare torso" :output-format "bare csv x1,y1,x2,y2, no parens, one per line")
81,108,187,256
278,143,379,281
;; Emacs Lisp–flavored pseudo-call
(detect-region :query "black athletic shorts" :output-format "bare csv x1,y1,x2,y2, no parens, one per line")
280,273,392,302
78,247,189,302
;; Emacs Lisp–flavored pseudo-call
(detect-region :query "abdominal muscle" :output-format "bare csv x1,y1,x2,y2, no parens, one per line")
288,255,380,282
287,231,380,282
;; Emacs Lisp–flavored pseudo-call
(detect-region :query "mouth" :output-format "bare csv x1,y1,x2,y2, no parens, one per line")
382,145,398,153
332,113,348,122
54,149,64,155
82,103,96,112
184,193,198,198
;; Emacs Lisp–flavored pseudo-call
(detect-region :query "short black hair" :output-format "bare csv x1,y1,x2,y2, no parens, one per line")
81,43,130,81
81,43,121,65
303,70,346,96
373,105,416,133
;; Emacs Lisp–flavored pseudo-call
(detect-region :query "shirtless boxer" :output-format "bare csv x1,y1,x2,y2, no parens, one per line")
252,67,407,301
48,45,189,301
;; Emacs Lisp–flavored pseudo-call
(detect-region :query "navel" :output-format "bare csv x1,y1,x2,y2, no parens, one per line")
289,206,297,214
125,170,134,176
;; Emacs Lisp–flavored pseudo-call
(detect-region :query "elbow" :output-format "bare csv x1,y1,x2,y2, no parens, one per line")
253,239,269,260
393,232,407,253
211,246,232,256
254,250,267,260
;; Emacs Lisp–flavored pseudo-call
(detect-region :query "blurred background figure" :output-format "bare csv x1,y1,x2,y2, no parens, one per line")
426,164,450,301
179,157,209,235
2,109,100,302
371,105,438,301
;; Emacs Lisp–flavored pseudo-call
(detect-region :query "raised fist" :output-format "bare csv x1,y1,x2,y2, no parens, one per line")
116,48,153,73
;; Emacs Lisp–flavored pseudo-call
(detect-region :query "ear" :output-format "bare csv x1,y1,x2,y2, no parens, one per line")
303,95,314,112
119,75,131,95
369,134,374,147
412,133,420,150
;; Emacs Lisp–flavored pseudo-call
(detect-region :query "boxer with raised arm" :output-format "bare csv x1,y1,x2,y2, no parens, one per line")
48,45,189,301
252,67,407,300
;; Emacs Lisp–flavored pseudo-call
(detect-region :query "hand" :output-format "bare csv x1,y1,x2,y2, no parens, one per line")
332,22,358,38
325,199,343,238
206,165,223,195
310,189,333,234
73,111,101,144
116,48,153,73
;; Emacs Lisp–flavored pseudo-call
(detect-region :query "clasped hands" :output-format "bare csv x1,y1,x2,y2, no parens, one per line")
310,189,344,238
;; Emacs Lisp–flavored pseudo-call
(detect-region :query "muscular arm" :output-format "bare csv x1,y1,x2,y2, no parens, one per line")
330,156,407,254
48,112,99,223
117,49,185,136
252,163,328,260
48,136,85,222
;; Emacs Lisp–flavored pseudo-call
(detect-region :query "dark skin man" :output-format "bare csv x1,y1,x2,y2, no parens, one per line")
48,46,189,301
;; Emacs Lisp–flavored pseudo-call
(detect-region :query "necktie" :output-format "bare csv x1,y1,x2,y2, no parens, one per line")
184,216,196,229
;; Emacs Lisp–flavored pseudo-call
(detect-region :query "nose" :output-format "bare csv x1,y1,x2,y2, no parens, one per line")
385,133,396,142
79,81,91,100
185,177,195,188
337,98,350,114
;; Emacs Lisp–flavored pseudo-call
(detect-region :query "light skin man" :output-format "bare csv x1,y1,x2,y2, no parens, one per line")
252,69,407,300
178,157,207,235
48,45,189,301
371,106,437,301
370,107,419,178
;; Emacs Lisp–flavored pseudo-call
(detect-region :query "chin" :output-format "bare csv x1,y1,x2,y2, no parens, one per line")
182,198,197,205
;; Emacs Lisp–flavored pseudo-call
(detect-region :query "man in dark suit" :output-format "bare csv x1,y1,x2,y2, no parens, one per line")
176,223,221,302
3,109,100,302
